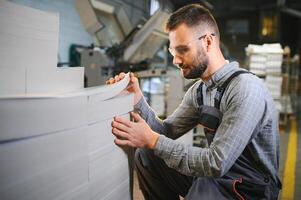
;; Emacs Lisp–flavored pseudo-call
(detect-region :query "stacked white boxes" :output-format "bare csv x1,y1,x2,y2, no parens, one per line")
246,46,267,76
246,43,284,111
246,44,283,76
0,86,134,200
0,1,84,95
0,1,133,200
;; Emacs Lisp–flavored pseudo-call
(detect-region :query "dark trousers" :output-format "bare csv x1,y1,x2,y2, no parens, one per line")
135,148,280,200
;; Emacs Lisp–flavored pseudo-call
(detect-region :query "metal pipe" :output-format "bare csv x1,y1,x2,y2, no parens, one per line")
282,7,301,18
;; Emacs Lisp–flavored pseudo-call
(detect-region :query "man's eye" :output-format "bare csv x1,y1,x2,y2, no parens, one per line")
176,47,189,55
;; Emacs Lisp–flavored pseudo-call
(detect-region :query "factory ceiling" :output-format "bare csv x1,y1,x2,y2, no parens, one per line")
170,0,301,18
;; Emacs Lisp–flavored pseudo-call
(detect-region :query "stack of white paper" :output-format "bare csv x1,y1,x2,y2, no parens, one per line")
245,45,267,76
0,96,87,141
248,54,266,76
0,1,84,96
0,81,134,200
0,1,59,70
266,53,283,75
26,67,84,94
0,1,133,200
265,75,283,100
246,43,284,112
86,98,132,200
0,117,89,199
245,43,283,76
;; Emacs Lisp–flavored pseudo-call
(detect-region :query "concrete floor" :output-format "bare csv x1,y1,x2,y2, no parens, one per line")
278,97,301,200
278,119,299,200
133,97,301,200
295,98,301,200
133,171,144,200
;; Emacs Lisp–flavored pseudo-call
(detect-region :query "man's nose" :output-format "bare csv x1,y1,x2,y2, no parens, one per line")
172,55,182,66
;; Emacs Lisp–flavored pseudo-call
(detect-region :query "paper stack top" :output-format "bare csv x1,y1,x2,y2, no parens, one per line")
0,1,84,96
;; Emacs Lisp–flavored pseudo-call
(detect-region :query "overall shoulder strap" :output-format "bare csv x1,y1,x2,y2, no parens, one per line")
196,82,204,107
214,70,252,109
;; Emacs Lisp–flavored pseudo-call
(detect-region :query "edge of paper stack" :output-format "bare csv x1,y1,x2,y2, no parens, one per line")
0,1,133,200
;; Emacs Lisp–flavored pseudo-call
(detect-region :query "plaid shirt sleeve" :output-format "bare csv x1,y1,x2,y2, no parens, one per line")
135,82,200,139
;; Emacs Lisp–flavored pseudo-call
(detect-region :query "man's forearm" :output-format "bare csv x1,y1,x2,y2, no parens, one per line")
134,97,168,135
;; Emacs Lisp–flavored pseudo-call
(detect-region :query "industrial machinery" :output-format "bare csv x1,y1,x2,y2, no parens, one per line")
75,0,172,87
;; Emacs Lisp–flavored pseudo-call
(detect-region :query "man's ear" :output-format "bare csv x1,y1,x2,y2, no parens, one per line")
205,35,213,52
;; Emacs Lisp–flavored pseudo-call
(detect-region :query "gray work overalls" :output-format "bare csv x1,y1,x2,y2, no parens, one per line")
186,71,282,199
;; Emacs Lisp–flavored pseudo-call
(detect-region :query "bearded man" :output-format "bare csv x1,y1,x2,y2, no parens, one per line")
109,4,282,200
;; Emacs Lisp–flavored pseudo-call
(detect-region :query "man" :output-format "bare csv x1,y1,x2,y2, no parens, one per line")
109,4,281,200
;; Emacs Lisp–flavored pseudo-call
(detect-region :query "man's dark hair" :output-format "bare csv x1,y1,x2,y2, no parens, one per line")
165,4,219,37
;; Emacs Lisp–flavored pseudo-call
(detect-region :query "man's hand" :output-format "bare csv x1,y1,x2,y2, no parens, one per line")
106,72,143,105
111,112,160,149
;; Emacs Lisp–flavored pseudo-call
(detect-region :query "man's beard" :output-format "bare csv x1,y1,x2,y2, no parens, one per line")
179,49,208,79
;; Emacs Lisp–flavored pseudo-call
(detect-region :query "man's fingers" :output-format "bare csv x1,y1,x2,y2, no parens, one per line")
106,78,113,85
113,116,132,128
114,75,120,82
130,72,135,79
108,77,115,84
112,128,130,139
130,112,142,122
130,72,138,83
115,73,126,82
112,121,131,133
114,138,135,147
106,72,127,85
119,72,125,79
126,82,134,90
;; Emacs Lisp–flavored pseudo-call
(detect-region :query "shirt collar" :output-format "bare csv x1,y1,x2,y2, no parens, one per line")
204,61,240,90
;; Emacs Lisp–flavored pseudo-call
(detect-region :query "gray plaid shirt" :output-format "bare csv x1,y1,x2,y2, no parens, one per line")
135,61,280,183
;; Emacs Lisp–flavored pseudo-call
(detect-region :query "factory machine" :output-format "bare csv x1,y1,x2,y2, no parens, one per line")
75,0,172,87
